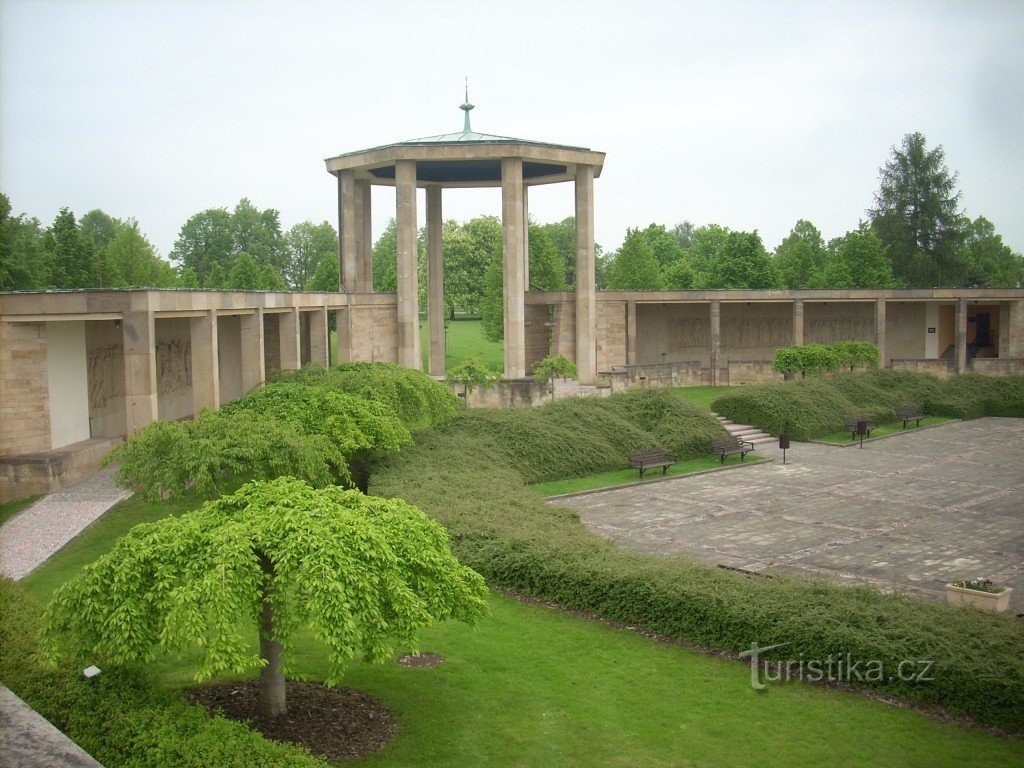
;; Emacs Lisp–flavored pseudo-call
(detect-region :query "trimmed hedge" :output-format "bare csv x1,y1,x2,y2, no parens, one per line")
0,578,326,767
711,371,1024,439
373,391,1024,731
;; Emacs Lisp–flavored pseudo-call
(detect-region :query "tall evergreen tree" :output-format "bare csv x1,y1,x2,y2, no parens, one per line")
869,132,967,287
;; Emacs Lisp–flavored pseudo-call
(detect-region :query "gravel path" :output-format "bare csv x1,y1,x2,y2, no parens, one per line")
0,467,131,580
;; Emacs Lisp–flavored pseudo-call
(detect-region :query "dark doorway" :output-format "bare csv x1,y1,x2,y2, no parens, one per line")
975,312,991,348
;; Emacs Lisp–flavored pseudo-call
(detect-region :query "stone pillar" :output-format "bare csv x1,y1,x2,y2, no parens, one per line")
240,308,265,394
338,170,357,290
335,308,352,364
956,297,968,373
279,308,302,371
122,310,158,435
574,164,597,384
875,299,887,368
358,181,373,292
998,302,1010,359
502,157,527,379
308,307,329,366
190,311,219,413
626,300,638,365
395,159,421,370
426,186,445,376
1007,300,1024,358
709,300,721,386
793,299,804,346
523,184,530,291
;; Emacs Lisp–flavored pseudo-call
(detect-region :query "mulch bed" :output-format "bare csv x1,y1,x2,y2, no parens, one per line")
396,652,445,668
185,680,396,762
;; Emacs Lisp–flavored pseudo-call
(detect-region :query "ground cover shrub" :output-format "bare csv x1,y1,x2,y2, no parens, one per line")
372,429,1024,731
441,390,725,484
0,578,326,767
712,371,1024,439
275,362,459,431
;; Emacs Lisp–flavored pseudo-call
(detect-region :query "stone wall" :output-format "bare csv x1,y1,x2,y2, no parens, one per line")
263,313,281,371
596,301,626,371
608,362,703,388
804,301,875,344
0,322,50,456
348,305,399,363
551,301,576,361
452,378,550,409
726,360,785,385
85,320,126,438
890,359,952,379
636,303,709,366
155,318,193,422
217,315,244,403
886,302,926,361
971,358,1024,376
525,303,550,372
720,302,792,363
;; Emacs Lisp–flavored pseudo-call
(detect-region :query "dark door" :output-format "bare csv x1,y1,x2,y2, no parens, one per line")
974,312,991,348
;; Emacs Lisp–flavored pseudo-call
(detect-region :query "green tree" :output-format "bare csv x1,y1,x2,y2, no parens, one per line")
528,224,565,290
536,217,577,286
638,223,685,266
869,132,967,287
702,231,779,289
79,209,121,252
774,219,826,289
479,255,504,342
178,266,200,289
224,252,265,290
306,251,340,292
39,476,488,719
372,219,398,292
962,216,1024,287
606,228,663,290
285,221,337,289
824,225,895,288
0,194,50,290
232,198,286,272
170,208,234,285
662,258,696,289
103,220,176,287
44,208,95,289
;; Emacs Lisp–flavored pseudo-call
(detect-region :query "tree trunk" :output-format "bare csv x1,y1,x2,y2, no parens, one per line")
258,552,287,718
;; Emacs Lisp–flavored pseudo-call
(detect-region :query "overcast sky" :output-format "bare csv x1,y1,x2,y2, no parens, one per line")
2,0,1023,262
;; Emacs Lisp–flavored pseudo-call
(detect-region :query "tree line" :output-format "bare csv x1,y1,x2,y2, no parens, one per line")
3,132,1020,305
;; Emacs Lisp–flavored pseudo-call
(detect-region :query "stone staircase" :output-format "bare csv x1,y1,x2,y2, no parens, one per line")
709,413,776,446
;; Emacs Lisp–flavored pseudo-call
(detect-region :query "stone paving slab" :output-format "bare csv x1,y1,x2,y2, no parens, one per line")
555,418,1024,612
0,685,104,767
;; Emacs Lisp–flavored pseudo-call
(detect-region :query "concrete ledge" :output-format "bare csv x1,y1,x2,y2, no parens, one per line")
0,685,104,767
0,437,121,504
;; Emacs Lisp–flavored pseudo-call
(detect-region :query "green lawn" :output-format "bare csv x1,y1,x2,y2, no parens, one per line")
330,318,503,372
21,491,1023,767
814,417,954,445
529,455,768,497
0,494,41,527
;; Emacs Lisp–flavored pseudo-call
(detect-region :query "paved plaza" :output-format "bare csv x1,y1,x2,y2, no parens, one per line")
555,418,1024,612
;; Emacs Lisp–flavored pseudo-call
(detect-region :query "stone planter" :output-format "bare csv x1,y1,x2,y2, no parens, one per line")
945,584,1013,612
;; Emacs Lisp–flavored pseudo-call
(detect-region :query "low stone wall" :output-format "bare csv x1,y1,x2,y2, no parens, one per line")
726,360,784,386
451,378,550,409
0,437,121,504
890,359,953,379
970,358,1024,376
608,362,704,388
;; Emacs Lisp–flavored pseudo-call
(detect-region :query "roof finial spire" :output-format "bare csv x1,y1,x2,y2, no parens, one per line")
459,77,474,133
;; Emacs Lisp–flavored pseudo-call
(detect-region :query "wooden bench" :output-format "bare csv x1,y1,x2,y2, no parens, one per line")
896,405,926,429
711,435,756,463
629,446,676,478
843,415,876,440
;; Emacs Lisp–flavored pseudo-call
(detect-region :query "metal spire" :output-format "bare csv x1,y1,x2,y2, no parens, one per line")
459,78,474,133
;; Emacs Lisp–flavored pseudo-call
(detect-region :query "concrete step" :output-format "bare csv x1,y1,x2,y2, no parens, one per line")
749,436,777,445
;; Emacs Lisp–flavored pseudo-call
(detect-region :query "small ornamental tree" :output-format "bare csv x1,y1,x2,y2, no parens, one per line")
531,355,578,392
446,357,500,397
39,477,489,719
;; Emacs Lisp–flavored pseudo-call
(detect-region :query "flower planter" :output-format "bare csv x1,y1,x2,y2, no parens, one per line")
945,583,1013,612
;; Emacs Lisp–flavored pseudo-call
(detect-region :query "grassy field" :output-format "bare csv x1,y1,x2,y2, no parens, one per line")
529,455,768,496
814,417,953,445
20,490,1024,768
330,318,503,372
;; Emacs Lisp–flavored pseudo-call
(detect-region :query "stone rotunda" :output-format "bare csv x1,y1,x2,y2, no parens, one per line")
324,94,606,383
